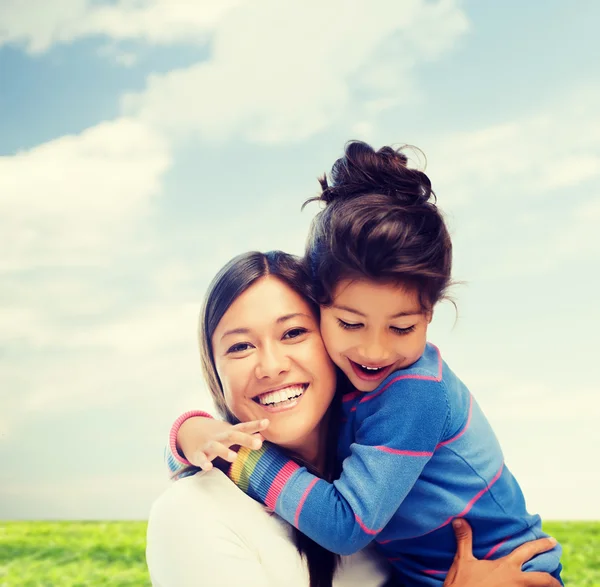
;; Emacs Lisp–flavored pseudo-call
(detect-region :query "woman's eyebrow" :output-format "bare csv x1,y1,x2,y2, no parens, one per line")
220,327,251,340
220,313,311,340
277,312,312,323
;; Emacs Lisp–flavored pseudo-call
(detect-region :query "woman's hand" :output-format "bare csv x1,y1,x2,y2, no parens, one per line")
177,417,269,471
444,519,561,587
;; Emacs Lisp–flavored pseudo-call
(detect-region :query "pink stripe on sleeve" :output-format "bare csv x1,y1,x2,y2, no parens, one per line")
265,461,301,510
294,478,319,527
379,461,506,544
354,513,384,535
436,393,473,449
423,569,446,575
484,537,509,560
375,445,433,458
343,390,362,402
169,410,214,465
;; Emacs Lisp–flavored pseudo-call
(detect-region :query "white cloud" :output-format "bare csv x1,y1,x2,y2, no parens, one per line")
427,87,600,207
0,0,244,53
122,0,468,143
0,117,171,270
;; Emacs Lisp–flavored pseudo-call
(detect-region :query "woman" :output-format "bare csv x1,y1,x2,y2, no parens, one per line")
146,251,559,587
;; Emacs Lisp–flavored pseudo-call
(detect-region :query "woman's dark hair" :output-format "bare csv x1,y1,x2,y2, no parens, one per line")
305,140,453,311
197,250,341,587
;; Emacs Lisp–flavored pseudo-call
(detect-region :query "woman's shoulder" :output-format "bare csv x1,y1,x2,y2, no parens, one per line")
150,468,266,524
147,470,391,587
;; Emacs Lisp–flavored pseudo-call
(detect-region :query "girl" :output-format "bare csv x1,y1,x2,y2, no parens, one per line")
168,142,563,586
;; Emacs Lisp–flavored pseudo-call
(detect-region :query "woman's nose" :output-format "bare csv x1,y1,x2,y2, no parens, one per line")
255,344,291,379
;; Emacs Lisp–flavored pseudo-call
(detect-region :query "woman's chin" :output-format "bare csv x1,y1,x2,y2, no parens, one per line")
262,421,318,451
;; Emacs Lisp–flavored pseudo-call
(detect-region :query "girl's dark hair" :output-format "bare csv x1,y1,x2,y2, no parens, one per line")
197,250,341,587
305,140,453,310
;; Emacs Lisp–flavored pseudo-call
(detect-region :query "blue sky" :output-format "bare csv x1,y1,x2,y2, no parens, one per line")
1,0,599,521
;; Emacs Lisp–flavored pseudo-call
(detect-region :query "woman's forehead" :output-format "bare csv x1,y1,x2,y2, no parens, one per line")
214,276,314,336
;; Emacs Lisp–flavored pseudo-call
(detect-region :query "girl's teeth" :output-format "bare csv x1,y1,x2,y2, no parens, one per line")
362,365,382,371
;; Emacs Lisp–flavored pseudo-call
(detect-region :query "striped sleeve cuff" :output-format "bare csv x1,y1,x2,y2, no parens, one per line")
165,410,213,479
228,443,301,510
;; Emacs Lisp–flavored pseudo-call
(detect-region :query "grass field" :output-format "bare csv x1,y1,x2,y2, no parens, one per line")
1,521,598,586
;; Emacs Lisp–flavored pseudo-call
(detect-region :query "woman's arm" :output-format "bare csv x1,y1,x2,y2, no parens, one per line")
444,520,562,587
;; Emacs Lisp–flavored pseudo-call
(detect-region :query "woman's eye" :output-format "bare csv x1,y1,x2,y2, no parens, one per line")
391,325,416,335
283,327,308,340
337,319,362,330
227,342,252,354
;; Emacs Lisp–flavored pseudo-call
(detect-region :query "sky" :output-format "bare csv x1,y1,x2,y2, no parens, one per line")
1,0,599,521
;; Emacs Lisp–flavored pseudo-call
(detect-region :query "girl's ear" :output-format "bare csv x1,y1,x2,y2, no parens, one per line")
426,310,434,324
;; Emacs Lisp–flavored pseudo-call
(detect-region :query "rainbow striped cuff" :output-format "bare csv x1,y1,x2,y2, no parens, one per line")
228,444,301,510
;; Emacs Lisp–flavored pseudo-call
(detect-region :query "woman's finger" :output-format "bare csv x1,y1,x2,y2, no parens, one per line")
222,430,264,451
451,519,475,561
519,571,562,587
506,537,558,567
233,419,270,435
204,440,238,463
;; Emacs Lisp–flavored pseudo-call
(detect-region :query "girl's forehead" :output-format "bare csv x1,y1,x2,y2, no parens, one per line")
329,278,422,315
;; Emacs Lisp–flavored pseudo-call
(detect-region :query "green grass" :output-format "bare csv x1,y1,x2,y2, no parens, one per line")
0,522,149,586
0,521,598,586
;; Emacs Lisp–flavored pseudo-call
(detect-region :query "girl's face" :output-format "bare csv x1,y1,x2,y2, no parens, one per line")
212,276,337,453
320,278,431,392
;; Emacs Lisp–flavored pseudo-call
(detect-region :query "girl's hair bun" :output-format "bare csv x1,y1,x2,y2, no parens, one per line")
317,140,434,206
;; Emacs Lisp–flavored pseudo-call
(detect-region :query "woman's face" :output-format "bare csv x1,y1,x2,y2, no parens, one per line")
212,275,337,452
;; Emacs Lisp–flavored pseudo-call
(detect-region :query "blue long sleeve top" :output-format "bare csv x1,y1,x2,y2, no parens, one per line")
226,343,563,585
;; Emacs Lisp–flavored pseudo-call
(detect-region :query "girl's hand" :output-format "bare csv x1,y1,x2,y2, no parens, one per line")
177,417,269,471
444,519,561,587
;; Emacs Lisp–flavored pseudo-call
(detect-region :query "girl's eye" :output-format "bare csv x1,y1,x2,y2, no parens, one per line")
227,342,253,354
391,325,416,335
283,327,308,340
337,318,363,330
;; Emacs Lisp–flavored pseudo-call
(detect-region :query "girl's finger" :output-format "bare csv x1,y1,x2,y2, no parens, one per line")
233,419,270,435
204,440,238,463
451,519,475,561
507,537,558,567
222,430,264,451
189,449,212,470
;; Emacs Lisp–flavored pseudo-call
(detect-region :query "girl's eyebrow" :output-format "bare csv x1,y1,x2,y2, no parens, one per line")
332,304,366,316
333,304,421,319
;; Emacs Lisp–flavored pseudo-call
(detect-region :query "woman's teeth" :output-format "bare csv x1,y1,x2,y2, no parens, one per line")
256,385,306,406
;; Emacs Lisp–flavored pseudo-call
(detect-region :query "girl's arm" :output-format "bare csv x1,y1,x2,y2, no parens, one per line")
228,378,450,555
165,411,269,479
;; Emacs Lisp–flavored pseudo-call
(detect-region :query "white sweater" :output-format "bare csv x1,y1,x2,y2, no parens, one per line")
146,469,391,587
